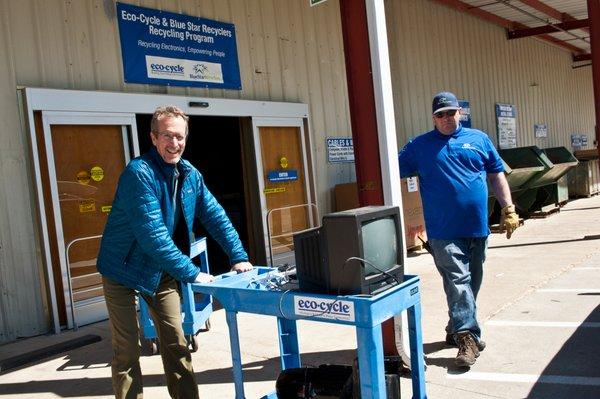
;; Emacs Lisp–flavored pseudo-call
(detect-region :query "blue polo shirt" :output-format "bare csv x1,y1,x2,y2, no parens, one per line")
398,125,504,239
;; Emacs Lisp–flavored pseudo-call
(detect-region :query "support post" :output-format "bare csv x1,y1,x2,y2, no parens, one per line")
339,0,406,359
339,0,384,206
589,0,600,155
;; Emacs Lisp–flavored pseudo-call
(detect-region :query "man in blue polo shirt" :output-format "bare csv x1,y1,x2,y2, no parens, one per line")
399,92,519,367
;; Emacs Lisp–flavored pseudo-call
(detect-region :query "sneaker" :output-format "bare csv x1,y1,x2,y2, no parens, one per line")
446,333,486,351
454,331,480,367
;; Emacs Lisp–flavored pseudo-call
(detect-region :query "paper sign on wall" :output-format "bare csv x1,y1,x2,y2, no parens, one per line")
406,176,418,193
534,124,548,138
496,103,517,149
326,137,354,163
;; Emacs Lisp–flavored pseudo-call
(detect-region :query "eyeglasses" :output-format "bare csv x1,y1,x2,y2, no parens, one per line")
155,131,187,143
434,109,458,119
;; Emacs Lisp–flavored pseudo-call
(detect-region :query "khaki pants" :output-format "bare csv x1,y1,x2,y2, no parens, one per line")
103,275,199,399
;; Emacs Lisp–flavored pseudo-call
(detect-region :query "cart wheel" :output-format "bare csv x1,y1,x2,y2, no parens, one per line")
143,338,159,356
186,334,199,352
191,335,199,353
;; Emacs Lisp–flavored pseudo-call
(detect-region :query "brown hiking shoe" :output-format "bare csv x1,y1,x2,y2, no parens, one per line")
454,331,480,367
446,333,486,351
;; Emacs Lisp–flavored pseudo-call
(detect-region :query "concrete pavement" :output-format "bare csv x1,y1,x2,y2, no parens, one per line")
1,195,599,398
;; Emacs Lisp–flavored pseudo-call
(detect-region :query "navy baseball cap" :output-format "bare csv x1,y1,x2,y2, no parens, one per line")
432,92,460,114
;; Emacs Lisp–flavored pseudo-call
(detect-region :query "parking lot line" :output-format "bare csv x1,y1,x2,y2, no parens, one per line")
537,289,600,293
486,320,600,328
447,371,600,386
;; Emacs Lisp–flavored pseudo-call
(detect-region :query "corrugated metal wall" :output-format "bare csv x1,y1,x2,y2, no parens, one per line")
0,0,353,342
386,0,594,148
0,0,594,342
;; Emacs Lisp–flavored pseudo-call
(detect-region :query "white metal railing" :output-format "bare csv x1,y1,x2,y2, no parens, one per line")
65,234,102,330
266,203,319,267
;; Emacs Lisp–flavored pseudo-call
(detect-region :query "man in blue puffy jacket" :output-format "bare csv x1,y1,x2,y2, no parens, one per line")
399,92,519,368
97,105,252,398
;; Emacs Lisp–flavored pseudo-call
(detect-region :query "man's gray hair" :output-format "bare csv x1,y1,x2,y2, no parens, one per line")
151,106,189,134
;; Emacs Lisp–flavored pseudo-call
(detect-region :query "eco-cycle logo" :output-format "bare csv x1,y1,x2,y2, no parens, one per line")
146,55,185,78
294,296,355,322
151,63,184,74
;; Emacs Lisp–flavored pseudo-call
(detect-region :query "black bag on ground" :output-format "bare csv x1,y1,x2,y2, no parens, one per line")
275,357,403,398
275,364,353,398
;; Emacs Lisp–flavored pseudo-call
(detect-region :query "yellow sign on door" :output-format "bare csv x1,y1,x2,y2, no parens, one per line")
79,199,96,213
264,187,286,194
91,166,104,182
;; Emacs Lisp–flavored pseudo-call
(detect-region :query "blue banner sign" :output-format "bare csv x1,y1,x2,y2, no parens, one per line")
268,170,298,182
116,2,241,89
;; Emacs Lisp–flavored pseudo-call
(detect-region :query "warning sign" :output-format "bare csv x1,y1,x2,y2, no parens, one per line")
264,187,286,194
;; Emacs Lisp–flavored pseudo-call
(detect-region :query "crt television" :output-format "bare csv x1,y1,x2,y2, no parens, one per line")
293,205,404,295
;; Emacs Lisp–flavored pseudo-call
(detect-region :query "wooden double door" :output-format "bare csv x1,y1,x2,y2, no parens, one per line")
34,112,137,330
33,111,315,331
252,118,317,267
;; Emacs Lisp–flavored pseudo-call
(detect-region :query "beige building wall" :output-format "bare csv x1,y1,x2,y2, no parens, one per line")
0,0,353,342
386,0,594,148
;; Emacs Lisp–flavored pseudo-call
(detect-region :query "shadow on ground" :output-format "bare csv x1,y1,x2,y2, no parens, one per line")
422,341,472,374
526,304,600,398
0,348,356,397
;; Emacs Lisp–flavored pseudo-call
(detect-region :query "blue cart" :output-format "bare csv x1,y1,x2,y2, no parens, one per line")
139,237,213,355
192,267,427,398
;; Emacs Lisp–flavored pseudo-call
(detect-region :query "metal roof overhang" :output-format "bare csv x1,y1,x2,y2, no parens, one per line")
415,2,600,167
432,0,591,65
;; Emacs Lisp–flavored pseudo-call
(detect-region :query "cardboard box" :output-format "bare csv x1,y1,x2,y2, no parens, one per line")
401,177,427,250
334,182,359,212
333,178,427,249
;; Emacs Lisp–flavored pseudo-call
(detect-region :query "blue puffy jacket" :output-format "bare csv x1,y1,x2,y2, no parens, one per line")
97,148,248,296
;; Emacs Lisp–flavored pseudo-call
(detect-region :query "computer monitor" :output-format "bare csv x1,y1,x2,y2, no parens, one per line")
293,205,404,295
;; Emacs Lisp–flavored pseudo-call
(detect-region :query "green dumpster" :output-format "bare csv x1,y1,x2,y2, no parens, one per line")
498,146,553,190
539,147,578,205
489,146,578,221
568,150,600,197
539,147,578,187
496,146,553,215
